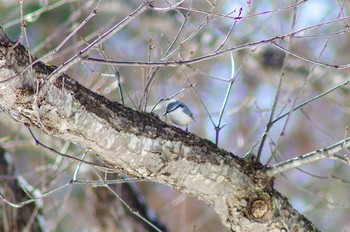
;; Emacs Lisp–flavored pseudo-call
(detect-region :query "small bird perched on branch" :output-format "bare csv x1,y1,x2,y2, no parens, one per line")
163,99,195,131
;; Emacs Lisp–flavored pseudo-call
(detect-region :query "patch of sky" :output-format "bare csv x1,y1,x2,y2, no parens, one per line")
108,30,147,60
255,83,275,109
296,0,335,30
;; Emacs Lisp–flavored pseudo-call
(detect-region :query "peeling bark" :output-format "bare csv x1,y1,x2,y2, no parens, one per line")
0,28,319,231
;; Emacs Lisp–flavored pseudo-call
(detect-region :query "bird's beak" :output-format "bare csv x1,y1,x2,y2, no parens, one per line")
163,112,167,116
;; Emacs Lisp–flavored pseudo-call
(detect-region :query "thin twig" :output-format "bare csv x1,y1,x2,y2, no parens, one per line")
4,1,100,86
267,137,350,176
31,3,88,54
28,128,106,168
256,53,288,161
285,15,350,37
84,14,350,70
256,3,301,162
177,0,306,21
151,84,195,112
0,150,93,208
300,109,334,140
189,80,217,128
244,100,276,158
44,1,151,84
162,1,218,61
0,182,72,208
90,169,163,232
215,53,235,145
151,0,186,12
95,33,125,105
266,4,347,165
214,49,257,145
3,0,73,29
212,8,242,53
140,6,191,110
85,33,350,70
267,44,327,165
271,81,349,125
272,42,342,69
85,38,273,68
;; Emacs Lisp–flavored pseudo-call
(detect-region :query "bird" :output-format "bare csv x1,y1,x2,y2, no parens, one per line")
163,99,195,131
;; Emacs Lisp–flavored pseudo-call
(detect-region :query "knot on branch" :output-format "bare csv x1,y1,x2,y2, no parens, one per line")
145,0,155,8
244,193,273,222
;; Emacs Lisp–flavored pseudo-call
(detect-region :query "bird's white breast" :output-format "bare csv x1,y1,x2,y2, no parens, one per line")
168,107,193,126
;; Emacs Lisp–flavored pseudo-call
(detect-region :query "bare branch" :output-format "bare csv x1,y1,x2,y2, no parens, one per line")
267,137,350,176
271,81,349,125
84,37,277,67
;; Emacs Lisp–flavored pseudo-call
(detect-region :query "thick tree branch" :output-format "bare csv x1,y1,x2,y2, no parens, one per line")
0,28,319,231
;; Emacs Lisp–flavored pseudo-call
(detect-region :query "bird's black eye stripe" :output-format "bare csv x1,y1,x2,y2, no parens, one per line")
168,104,183,113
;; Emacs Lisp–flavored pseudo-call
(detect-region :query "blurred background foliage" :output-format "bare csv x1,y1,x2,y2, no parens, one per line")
0,0,350,231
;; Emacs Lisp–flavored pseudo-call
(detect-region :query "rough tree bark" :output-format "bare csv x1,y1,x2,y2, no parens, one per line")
0,28,319,231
